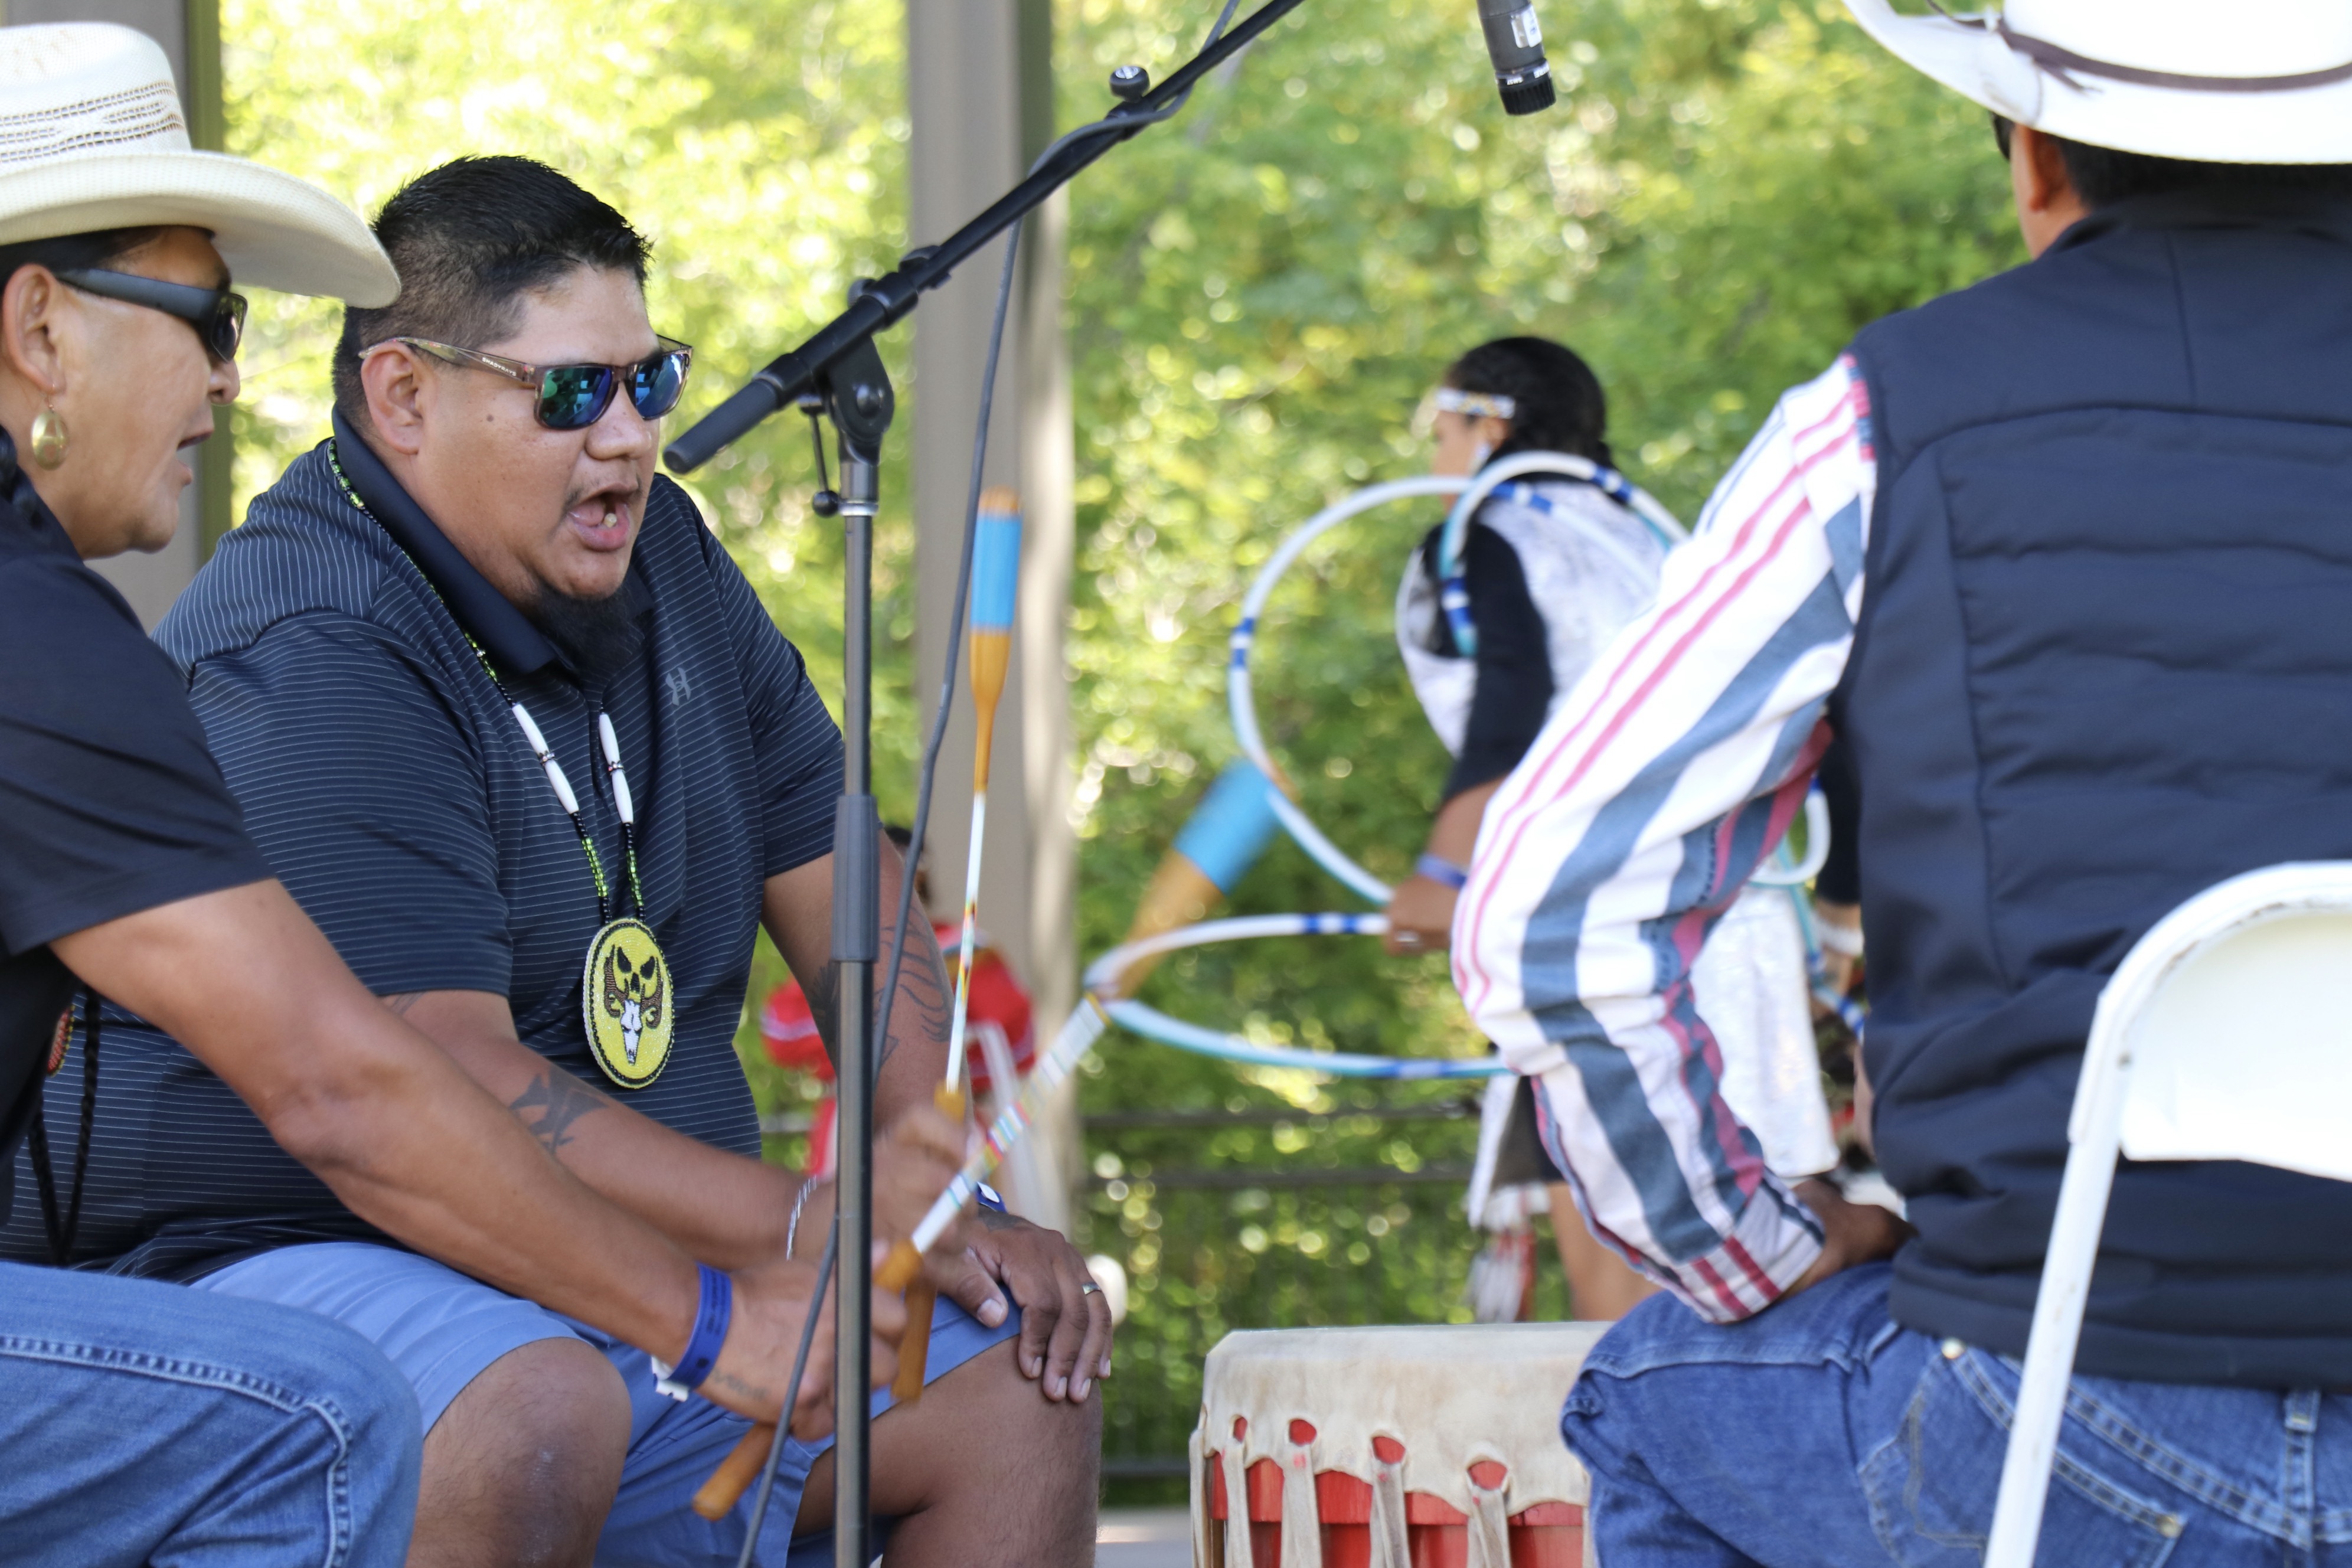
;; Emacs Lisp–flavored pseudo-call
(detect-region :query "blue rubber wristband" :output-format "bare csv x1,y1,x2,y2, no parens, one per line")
976,1181,1007,1214
673,1262,732,1393
1415,853,1469,890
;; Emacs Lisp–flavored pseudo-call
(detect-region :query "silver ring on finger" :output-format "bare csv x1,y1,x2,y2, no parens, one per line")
1079,1280,1102,1295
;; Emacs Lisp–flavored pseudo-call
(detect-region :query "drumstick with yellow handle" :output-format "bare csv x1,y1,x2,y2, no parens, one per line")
896,486,1022,1407
692,1425,779,1521
888,999,1112,1295
694,494,1026,1519
1116,756,1284,991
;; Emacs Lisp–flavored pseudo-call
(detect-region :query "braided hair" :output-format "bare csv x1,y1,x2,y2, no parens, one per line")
1443,336,1613,471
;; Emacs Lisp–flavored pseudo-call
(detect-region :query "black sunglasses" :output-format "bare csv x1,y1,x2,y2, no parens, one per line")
377,337,693,430
57,268,247,362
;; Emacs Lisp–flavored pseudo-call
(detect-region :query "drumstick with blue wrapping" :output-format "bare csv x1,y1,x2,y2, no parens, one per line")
881,761,1278,1292
694,494,1024,1513
943,487,1021,1103
893,486,1022,1408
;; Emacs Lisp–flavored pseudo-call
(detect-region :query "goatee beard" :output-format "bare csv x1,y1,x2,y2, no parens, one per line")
530,583,645,687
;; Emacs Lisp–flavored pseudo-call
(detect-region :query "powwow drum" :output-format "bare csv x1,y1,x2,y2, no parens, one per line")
1191,1323,1608,1568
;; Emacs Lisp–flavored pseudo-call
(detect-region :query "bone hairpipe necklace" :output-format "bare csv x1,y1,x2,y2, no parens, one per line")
328,439,675,1092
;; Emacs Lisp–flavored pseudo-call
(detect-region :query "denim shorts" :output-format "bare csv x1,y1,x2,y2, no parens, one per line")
1563,1263,2352,1566
195,1241,1020,1568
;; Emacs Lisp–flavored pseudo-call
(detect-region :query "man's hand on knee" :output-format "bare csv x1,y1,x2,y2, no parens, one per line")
868,1100,1115,1405
1785,1178,1912,1301
929,1213,1113,1405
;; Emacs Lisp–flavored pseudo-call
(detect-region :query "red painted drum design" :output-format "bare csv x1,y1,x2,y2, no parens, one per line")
1190,1324,1608,1568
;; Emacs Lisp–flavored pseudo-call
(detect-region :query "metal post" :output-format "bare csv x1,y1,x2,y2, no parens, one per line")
831,453,876,1568
823,342,892,1568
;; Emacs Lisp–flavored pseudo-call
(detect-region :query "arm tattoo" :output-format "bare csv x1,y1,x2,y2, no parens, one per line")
803,963,841,1070
508,1070,612,1158
877,940,952,1070
975,1204,1025,1232
379,992,424,1018
797,909,950,1074
706,1367,776,1407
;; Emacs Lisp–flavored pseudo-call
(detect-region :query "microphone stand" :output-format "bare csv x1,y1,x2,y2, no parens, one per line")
661,4,1306,1561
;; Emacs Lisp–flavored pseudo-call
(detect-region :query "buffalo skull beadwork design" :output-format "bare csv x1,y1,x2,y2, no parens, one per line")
603,941,667,1066
581,917,675,1089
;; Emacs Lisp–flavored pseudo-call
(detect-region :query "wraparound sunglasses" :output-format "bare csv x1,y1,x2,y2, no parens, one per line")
370,335,693,430
58,268,247,362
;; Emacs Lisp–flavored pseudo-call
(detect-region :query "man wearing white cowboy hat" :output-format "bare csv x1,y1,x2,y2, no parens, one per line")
1452,0,2352,1560
0,24,952,1565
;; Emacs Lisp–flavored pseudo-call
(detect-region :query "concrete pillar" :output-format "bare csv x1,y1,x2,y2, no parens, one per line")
907,0,1077,1224
6,0,226,628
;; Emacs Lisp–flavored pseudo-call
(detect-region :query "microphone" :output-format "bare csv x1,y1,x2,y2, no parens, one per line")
1475,0,1557,116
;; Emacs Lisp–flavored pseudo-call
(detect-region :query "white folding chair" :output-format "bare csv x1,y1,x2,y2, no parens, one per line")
1985,862,2352,1567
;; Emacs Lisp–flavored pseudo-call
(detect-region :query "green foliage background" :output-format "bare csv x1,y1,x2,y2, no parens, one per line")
218,0,2016,1478
1054,0,2019,1125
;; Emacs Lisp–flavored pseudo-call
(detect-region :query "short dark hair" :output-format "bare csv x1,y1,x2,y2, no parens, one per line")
333,156,651,427
1992,113,2352,209
0,227,165,295
1444,335,1613,471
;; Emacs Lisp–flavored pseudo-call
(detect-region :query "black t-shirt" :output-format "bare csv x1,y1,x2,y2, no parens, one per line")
0,445,270,1231
5,420,844,1279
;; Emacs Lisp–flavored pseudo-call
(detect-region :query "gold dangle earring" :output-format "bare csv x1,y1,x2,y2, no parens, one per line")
28,399,67,470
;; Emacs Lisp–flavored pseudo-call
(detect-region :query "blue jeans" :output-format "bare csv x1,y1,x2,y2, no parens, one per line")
1564,1263,2352,1566
0,1258,420,1566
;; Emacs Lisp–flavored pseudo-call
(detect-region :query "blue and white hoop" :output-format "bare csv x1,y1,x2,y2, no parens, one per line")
1227,458,1684,903
1227,475,1468,903
1084,913,1508,1079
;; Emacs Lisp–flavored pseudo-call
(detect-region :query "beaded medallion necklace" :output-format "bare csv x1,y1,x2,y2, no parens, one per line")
328,439,674,1088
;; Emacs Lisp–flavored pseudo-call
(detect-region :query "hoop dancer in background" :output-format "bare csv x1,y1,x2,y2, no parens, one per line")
1386,337,1838,1322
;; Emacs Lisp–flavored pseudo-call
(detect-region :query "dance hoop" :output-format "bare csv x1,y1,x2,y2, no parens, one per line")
1749,788,1832,888
1227,476,1467,903
1084,913,1507,1080
1229,460,1684,904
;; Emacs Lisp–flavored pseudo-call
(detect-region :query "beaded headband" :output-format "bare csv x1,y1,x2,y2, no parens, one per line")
1432,387,1517,421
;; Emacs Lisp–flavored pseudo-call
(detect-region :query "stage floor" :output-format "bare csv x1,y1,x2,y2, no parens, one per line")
1097,1507,1190,1567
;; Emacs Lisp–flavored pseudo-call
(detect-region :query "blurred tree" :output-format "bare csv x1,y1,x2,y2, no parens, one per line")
1056,0,2016,1101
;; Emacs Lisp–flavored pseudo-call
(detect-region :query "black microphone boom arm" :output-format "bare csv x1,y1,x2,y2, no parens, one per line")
664,0,1310,474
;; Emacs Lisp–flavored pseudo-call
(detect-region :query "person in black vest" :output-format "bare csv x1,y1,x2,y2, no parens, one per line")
0,22,940,1567
1453,0,2352,1558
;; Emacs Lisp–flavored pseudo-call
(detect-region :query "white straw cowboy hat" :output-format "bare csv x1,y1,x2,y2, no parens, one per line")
1844,0,2352,165
0,22,395,303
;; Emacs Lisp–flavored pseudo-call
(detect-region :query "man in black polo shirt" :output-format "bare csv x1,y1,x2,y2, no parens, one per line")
0,24,919,1564
41,156,1106,1566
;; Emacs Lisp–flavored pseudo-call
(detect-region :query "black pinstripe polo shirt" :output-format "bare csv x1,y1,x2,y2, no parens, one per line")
0,414,844,1278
